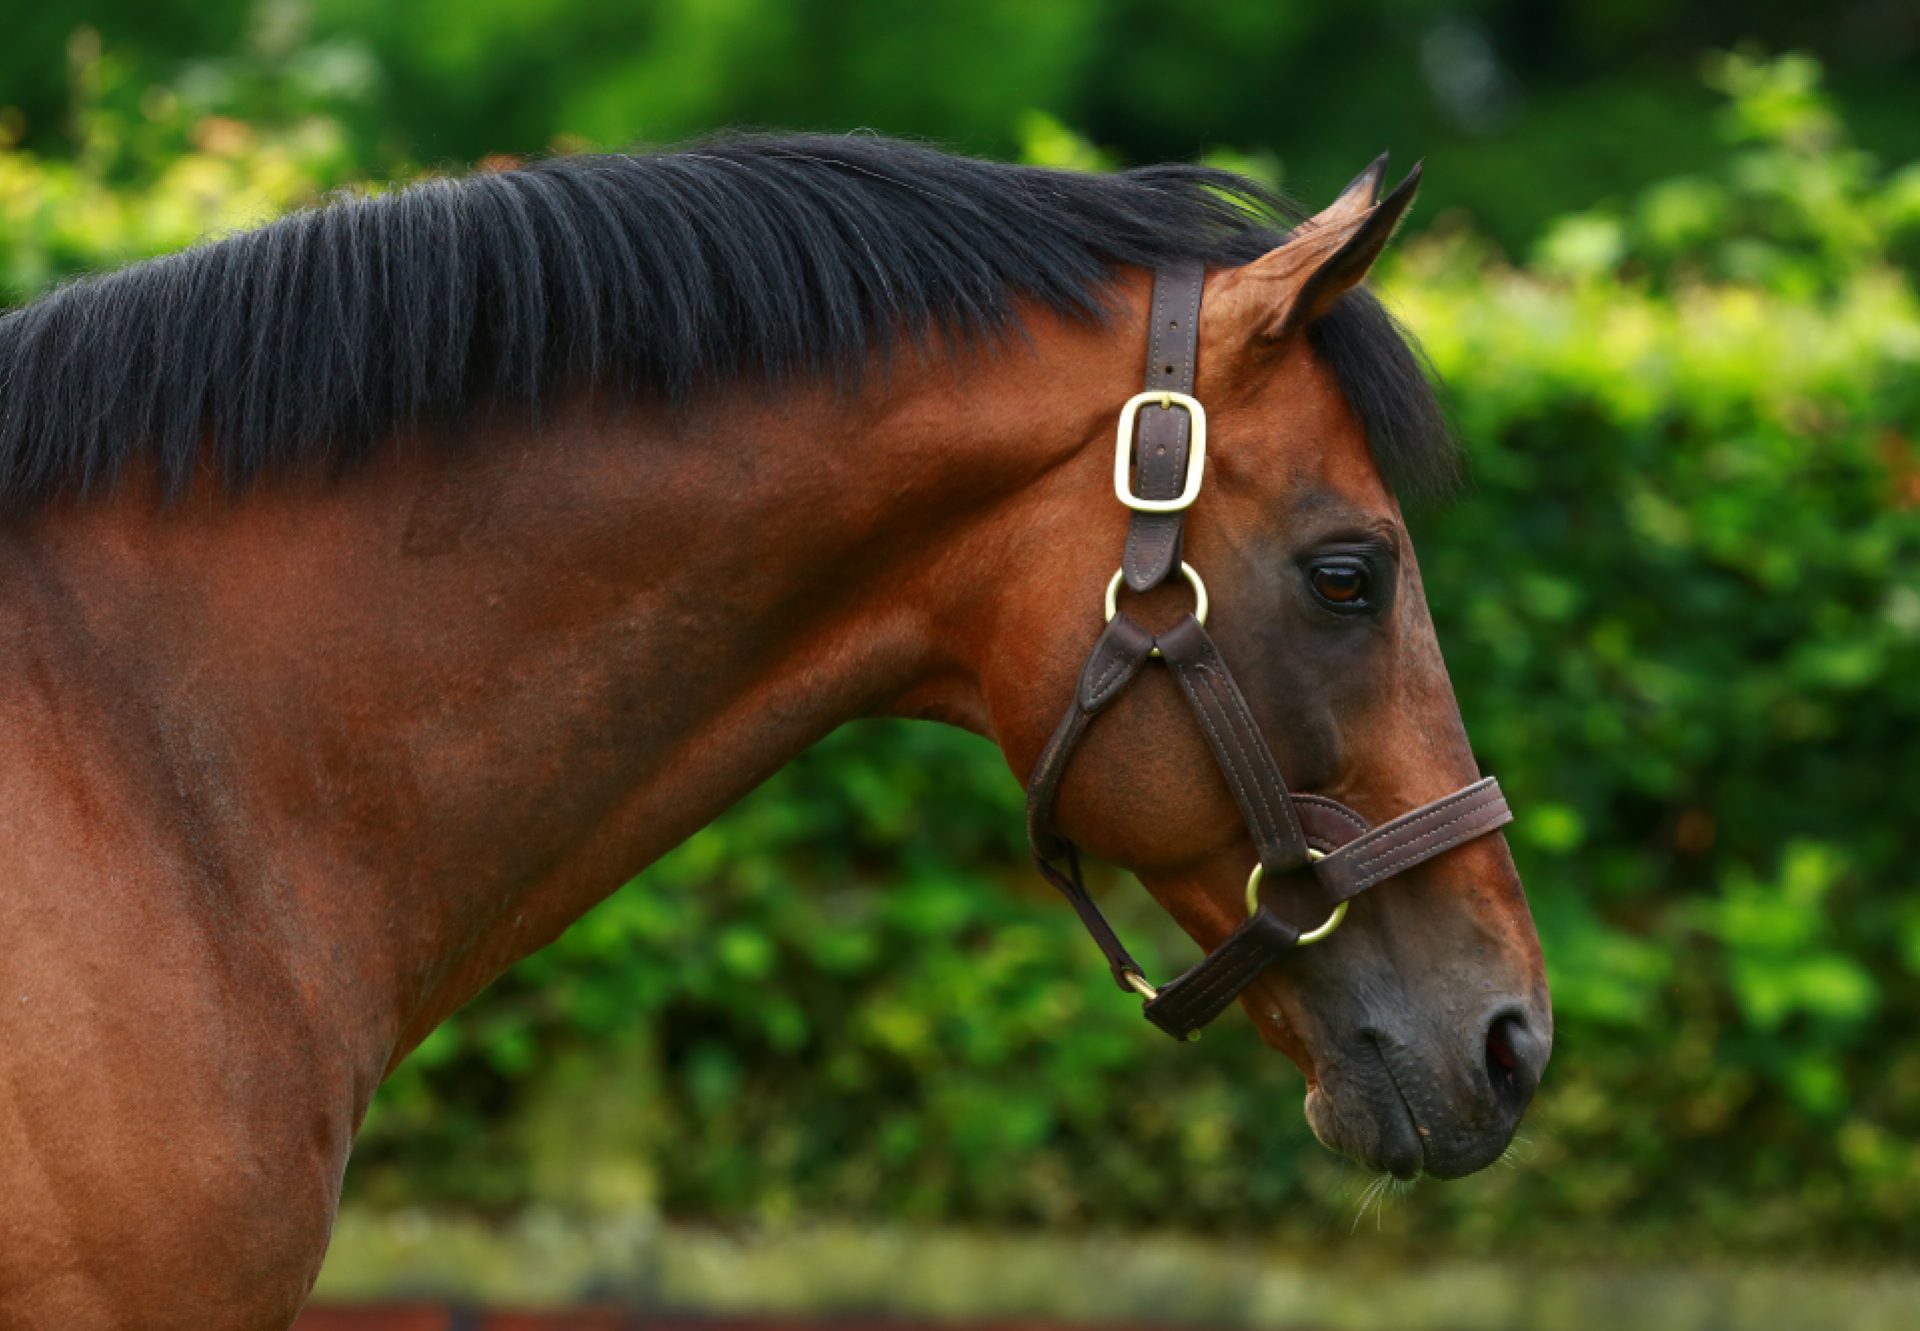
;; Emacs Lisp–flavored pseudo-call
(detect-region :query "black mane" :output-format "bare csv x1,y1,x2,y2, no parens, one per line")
0,133,1452,511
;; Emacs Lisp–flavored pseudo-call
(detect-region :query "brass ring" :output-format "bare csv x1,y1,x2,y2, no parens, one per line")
1244,854,1348,947
1104,561,1209,638
1296,899,1349,947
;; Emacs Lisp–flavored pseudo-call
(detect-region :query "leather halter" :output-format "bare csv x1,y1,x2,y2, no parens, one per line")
1025,262,1513,1041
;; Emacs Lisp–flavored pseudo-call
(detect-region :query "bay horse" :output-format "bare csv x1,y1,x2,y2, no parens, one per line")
0,135,1549,1329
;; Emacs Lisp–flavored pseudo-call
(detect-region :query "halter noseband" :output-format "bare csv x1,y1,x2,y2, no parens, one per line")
1024,262,1513,1041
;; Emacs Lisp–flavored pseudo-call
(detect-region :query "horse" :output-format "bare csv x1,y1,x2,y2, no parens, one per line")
0,134,1550,1329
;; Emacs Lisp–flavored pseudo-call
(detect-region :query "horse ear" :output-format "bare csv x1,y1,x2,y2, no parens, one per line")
1207,158,1420,350
1318,152,1391,225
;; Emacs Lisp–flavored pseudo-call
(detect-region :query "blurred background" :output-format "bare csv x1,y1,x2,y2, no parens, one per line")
5,2,1918,1328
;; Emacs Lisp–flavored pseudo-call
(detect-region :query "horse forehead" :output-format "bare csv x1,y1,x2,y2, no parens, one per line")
1218,340,1387,498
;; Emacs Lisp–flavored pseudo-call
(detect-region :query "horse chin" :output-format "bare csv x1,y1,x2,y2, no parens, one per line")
1303,1076,1426,1181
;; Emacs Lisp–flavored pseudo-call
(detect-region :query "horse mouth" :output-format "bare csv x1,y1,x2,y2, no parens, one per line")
1303,1037,1427,1180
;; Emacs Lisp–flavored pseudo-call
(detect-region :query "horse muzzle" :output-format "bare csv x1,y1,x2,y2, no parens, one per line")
1304,998,1552,1180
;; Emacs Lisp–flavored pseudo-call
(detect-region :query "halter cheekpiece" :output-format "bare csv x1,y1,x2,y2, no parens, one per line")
1024,262,1514,1041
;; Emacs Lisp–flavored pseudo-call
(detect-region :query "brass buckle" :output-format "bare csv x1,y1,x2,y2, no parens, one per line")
1245,854,1348,946
1113,390,1207,513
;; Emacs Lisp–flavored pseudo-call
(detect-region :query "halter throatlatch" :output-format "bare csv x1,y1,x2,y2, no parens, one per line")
1024,262,1513,1041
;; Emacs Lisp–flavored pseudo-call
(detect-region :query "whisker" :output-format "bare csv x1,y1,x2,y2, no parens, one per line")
1499,1132,1536,1169
1349,1172,1392,1233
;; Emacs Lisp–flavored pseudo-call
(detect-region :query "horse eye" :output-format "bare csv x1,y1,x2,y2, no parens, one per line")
1310,563,1370,608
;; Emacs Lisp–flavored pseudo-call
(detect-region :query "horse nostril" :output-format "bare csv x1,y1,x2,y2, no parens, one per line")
1488,1016,1518,1070
1484,1012,1539,1111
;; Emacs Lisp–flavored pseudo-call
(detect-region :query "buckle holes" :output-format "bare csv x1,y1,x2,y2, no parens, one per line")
1155,446,1165,455
1163,364,1175,375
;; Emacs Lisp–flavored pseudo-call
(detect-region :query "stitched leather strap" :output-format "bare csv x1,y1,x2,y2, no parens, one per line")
1031,843,1145,992
1155,614,1311,875
1293,794,1373,853
1121,262,1205,592
1026,614,1157,859
1313,776,1512,902
1026,614,1159,990
1142,907,1301,1039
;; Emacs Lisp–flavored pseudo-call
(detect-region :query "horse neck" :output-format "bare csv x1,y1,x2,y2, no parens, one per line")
0,297,1133,1084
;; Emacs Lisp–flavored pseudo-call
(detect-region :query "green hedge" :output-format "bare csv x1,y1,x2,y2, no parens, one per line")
7,51,1917,1258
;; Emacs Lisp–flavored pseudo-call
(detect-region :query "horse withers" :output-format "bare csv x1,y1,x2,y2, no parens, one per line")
0,136,1549,1329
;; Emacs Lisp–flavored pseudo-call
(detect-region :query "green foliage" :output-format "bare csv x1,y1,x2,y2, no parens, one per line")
0,26,365,300
4,44,1917,1259
1535,51,1920,289
7,3,1920,255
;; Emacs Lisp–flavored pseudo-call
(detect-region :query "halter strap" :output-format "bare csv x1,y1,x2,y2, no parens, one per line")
1122,262,1205,591
1023,264,1514,1041
1155,613,1311,875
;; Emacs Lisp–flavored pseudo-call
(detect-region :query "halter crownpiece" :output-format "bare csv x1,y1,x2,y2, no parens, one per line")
1024,262,1513,1041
